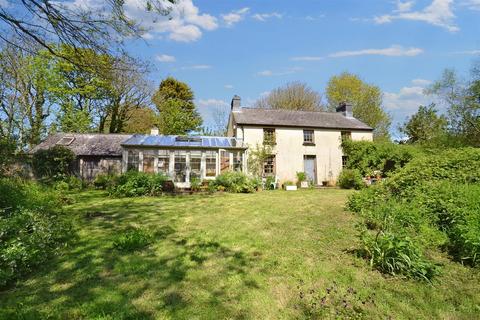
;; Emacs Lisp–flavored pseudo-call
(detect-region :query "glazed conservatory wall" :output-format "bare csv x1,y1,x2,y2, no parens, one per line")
122,148,246,187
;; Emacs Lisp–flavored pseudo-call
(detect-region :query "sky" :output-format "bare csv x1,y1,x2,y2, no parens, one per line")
6,0,480,137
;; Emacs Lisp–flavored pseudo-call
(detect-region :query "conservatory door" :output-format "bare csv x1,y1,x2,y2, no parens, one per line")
174,151,187,183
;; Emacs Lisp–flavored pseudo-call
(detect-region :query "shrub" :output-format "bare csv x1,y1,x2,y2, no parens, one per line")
212,171,259,193
338,169,364,190
265,176,276,190
190,177,201,192
0,178,70,287
93,174,118,190
108,171,169,197
53,176,84,192
113,228,153,252
0,138,16,178
32,146,75,182
347,148,480,280
296,172,307,182
359,230,438,281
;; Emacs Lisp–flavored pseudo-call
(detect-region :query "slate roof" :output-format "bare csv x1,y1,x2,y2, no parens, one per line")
122,134,246,149
232,108,373,130
30,133,132,156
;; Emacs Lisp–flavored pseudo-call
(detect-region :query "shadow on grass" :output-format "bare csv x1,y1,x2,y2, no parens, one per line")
0,195,258,319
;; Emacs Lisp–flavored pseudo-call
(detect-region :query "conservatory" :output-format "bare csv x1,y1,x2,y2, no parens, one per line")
121,134,247,187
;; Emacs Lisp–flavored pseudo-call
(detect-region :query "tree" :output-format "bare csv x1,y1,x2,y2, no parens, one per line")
254,82,323,111
400,104,447,143
0,41,52,148
426,67,480,146
325,72,391,140
152,77,202,135
120,107,159,134
0,0,175,60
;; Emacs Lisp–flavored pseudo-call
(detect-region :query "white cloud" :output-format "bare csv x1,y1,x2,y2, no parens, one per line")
463,0,480,10
126,0,219,41
0,0,12,8
221,7,249,26
252,12,283,21
411,78,432,86
224,84,234,89
155,54,176,62
329,45,423,58
291,56,323,61
256,67,302,77
198,99,229,108
181,64,212,70
374,0,459,32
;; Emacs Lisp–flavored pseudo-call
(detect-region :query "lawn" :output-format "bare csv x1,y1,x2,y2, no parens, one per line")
1,189,479,319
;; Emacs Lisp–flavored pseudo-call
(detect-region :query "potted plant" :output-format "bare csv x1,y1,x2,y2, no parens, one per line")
296,172,309,188
283,180,297,191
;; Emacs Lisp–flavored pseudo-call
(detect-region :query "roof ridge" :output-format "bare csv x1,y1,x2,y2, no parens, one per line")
240,107,336,114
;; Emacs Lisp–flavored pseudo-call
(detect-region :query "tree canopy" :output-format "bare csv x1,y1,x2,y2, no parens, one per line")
152,77,202,135
325,72,391,140
400,104,447,144
254,82,324,111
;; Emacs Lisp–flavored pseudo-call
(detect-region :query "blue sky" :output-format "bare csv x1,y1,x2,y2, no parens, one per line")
8,0,480,136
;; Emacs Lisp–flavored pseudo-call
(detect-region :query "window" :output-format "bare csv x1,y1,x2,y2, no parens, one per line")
127,150,139,171
205,151,216,177
263,155,276,176
157,150,170,175
341,131,352,142
303,129,314,144
174,151,187,182
263,128,276,145
342,156,348,168
220,150,230,173
143,151,155,173
190,151,202,180
233,151,243,171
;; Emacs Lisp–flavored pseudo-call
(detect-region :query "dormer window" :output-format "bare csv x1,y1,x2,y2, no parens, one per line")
263,128,276,145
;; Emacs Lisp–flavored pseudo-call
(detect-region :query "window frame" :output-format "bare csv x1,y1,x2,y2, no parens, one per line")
263,128,276,145
263,155,276,176
303,129,315,145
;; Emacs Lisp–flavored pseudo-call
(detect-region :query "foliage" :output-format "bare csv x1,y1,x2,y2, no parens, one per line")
120,107,159,134
0,178,70,287
358,229,439,281
254,82,324,111
347,148,480,280
190,177,202,192
426,67,480,147
152,77,202,135
212,171,260,193
326,72,391,140
247,143,274,177
341,139,421,177
112,227,153,252
264,176,277,190
338,169,364,190
93,173,118,190
32,146,76,181
108,171,169,197
0,138,16,177
400,104,448,144
282,180,295,187
296,171,306,183
53,176,84,192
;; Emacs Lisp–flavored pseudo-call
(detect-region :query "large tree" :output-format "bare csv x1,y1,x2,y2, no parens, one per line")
400,104,447,143
254,82,323,111
152,77,202,135
325,72,391,140
0,41,52,148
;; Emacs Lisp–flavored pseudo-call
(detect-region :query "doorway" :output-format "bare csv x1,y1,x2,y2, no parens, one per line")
304,155,317,184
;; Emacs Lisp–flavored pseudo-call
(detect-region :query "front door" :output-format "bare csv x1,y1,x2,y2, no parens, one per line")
304,155,317,184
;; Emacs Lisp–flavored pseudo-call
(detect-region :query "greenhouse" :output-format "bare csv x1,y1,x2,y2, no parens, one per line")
121,134,247,187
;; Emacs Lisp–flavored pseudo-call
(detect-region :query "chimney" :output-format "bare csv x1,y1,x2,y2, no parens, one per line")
336,102,353,118
231,95,241,111
150,127,159,135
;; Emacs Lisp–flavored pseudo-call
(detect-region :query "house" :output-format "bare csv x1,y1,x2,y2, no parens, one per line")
31,133,132,180
31,95,372,186
226,95,373,185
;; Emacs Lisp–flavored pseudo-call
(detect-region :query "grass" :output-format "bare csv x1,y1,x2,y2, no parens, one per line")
1,189,479,319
